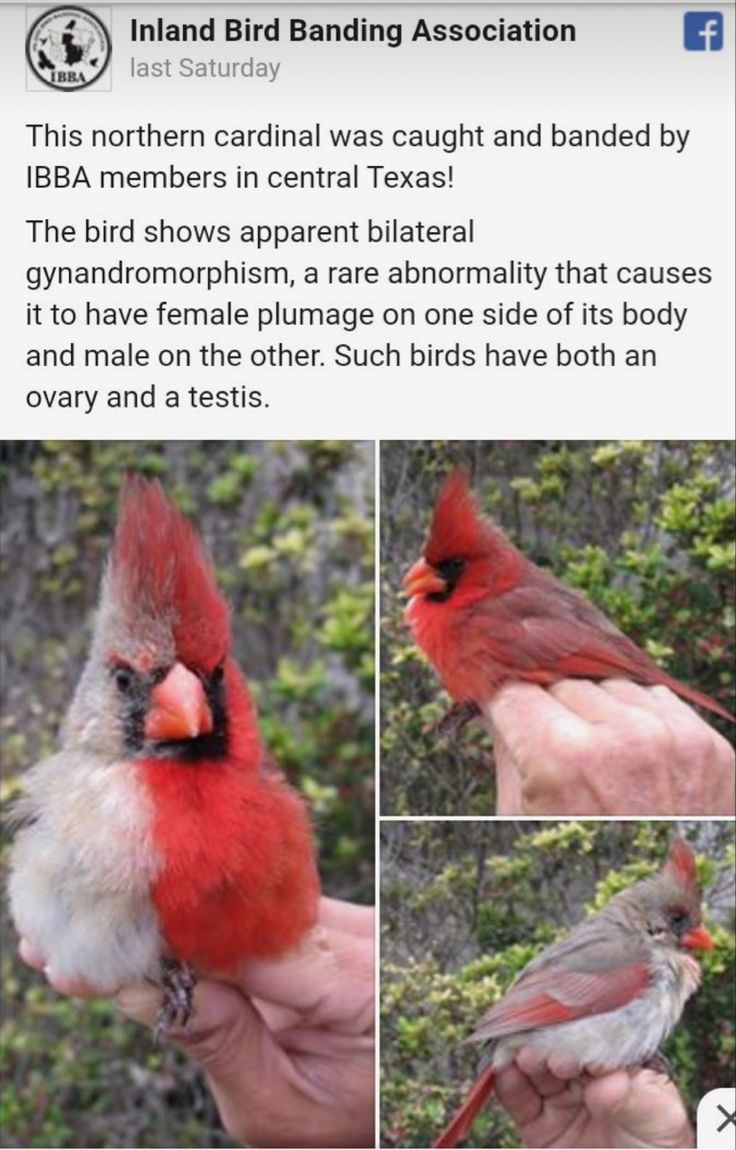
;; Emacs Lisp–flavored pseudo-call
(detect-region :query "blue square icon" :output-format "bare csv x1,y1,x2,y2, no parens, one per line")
684,11,724,50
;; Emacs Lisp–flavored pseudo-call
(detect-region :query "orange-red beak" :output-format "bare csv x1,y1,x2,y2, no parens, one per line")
681,924,715,952
402,557,446,599
144,662,214,742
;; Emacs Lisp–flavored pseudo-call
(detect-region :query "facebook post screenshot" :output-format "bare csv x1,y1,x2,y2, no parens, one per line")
0,2,734,1149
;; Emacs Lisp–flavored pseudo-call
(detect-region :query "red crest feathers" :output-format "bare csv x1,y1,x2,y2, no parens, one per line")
424,469,499,566
110,475,230,670
663,839,699,892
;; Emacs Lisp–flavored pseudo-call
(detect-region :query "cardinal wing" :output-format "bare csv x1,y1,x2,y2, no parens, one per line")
465,577,656,682
519,618,656,681
467,952,652,1043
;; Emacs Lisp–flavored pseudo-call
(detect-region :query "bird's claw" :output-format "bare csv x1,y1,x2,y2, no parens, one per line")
154,957,197,1042
642,1049,674,1080
436,700,482,740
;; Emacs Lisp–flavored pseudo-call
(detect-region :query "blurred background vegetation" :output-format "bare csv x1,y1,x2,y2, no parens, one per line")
381,820,736,1149
381,441,735,814
0,439,374,1148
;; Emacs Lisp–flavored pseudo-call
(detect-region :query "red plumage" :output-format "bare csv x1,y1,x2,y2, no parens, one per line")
434,1065,496,1149
663,837,699,890
111,475,231,671
115,479,320,975
404,469,734,723
140,661,319,974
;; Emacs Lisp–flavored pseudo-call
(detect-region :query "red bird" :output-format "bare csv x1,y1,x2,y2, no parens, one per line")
403,469,734,724
9,477,320,1027
434,839,714,1148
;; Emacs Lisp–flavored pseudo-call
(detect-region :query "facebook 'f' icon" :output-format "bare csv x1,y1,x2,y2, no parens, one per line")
684,11,724,50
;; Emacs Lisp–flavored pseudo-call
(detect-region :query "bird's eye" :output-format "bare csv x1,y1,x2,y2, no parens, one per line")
437,557,466,581
211,663,225,684
112,665,134,693
669,909,688,931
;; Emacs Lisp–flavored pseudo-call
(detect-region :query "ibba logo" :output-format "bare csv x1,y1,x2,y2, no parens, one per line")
26,6,111,91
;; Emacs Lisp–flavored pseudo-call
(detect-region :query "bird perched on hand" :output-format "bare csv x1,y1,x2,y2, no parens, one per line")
9,476,320,1030
403,469,734,726
434,838,714,1148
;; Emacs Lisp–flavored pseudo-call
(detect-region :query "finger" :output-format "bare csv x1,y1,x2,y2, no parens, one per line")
274,1026,374,1057
236,921,374,1034
121,979,297,1133
602,680,735,812
494,1062,543,1126
493,728,525,814
601,677,705,714
19,938,45,971
514,1047,569,1097
548,679,640,724
20,938,108,998
118,980,285,1077
603,678,732,752
583,1069,633,1116
115,985,301,1034
44,969,105,998
181,990,301,1149
598,677,725,742
601,678,667,706
116,981,161,1027
546,1051,583,1079
485,683,588,772
487,684,611,813
319,897,374,938
588,1068,694,1145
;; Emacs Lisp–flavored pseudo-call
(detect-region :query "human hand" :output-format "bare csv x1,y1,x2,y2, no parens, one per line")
494,1047,694,1149
19,896,375,1149
486,678,735,815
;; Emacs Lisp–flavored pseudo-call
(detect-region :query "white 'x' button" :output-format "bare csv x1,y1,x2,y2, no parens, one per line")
698,1088,736,1150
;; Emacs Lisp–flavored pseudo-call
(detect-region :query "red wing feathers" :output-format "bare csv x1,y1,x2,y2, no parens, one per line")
467,963,652,1043
442,614,646,693
457,590,735,720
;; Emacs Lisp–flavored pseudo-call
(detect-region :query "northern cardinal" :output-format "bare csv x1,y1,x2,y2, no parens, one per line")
9,476,320,1029
403,469,734,724
434,838,714,1148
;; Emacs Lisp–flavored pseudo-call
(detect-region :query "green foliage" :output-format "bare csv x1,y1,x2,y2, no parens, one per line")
0,949,231,1149
205,452,258,506
381,441,735,814
381,822,736,1148
0,440,374,1148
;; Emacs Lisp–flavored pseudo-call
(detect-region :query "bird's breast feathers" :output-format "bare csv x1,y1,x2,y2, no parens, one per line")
8,753,162,991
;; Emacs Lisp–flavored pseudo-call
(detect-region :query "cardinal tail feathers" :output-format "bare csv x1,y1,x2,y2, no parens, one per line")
665,676,735,723
433,1065,495,1149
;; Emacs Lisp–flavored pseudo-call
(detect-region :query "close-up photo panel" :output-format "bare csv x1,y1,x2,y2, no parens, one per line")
381,440,735,819
1,0,734,1142
0,440,375,1149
